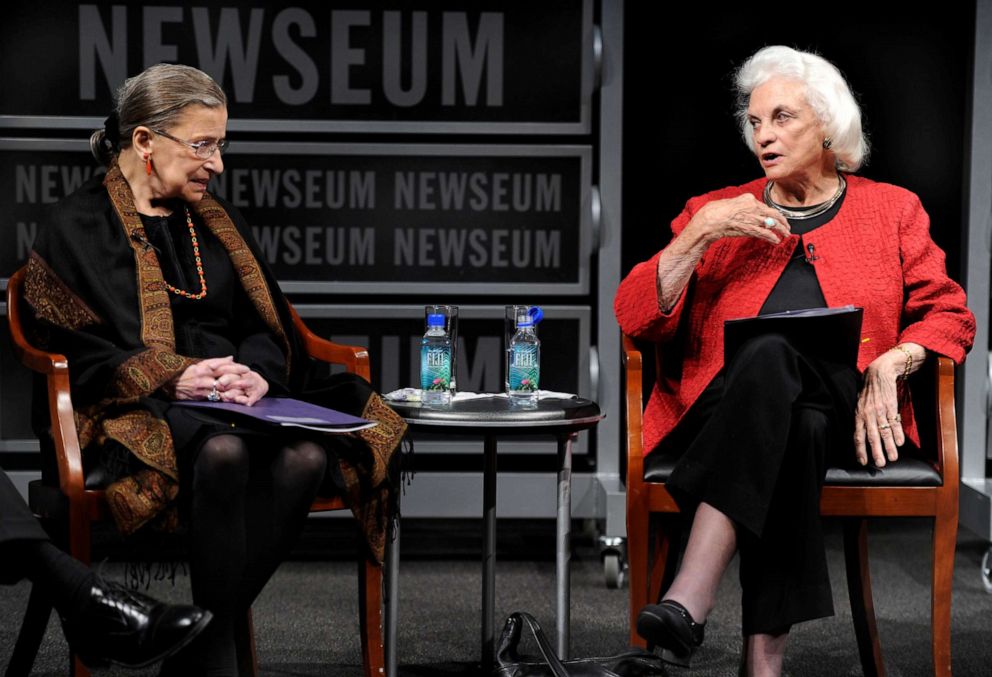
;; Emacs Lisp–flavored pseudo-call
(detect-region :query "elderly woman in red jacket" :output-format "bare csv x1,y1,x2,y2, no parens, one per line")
614,45,975,676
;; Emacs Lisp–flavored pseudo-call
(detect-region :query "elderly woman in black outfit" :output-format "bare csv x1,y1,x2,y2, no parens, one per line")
25,64,404,675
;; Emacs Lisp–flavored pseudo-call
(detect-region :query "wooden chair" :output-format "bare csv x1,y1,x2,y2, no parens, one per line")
623,334,958,677
5,266,387,677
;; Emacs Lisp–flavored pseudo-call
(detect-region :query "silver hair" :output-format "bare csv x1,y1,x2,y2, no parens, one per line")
734,46,869,172
90,63,227,165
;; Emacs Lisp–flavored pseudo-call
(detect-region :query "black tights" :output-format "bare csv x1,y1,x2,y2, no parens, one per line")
171,434,327,676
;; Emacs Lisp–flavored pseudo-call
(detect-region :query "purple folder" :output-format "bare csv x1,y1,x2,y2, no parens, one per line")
176,397,376,433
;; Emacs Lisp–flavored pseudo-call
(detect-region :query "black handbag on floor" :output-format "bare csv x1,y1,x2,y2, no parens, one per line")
492,612,666,677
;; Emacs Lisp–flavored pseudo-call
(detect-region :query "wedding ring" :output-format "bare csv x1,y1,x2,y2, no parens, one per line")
763,217,776,228
890,414,902,423
207,379,220,402
878,423,891,431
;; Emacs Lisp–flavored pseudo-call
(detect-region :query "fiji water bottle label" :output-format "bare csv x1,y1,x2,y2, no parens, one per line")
421,347,451,391
508,345,539,392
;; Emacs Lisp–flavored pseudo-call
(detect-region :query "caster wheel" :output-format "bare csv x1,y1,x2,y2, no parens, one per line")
604,552,625,589
982,546,992,594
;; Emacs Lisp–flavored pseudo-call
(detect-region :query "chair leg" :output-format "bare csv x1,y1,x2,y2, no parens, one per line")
931,511,956,677
629,513,680,649
843,518,885,677
627,498,650,647
4,583,53,677
235,609,259,677
358,555,386,677
36,512,92,677
647,516,665,607
65,506,92,677
384,519,400,677
649,516,681,606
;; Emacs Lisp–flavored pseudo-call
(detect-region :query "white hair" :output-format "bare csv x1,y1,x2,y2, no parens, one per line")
734,46,869,172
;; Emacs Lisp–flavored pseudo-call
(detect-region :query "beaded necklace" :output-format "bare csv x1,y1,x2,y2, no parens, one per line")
163,206,208,300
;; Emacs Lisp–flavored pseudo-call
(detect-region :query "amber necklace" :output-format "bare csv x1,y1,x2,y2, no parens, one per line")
163,206,208,300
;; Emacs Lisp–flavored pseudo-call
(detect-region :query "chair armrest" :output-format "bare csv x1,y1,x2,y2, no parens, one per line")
288,304,371,380
6,270,70,376
7,268,86,501
623,334,645,487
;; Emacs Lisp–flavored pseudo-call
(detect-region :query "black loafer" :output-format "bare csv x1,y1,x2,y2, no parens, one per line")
637,600,705,666
62,579,212,668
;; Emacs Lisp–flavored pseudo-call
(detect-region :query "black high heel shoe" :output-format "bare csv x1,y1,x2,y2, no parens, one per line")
636,599,706,667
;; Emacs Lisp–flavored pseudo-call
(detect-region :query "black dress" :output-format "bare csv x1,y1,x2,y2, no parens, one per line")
126,208,396,524
140,207,292,453
652,192,861,634
81,207,295,484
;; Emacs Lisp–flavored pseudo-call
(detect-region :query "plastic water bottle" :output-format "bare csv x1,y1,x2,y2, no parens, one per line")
507,314,540,405
420,313,452,407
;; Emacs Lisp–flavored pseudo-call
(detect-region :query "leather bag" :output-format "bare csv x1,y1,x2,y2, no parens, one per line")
492,612,665,677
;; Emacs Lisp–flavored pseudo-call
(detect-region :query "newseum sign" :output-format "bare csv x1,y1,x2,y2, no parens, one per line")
0,0,594,133
0,140,593,295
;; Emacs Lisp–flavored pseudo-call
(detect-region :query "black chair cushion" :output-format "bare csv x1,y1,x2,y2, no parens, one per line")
643,453,941,487
642,454,679,483
824,458,941,486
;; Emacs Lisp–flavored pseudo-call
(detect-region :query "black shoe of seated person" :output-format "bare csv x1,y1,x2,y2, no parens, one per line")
637,600,706,667
61,578,212,669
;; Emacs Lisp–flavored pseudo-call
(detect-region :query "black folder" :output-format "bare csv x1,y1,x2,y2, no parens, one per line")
723,305,864,367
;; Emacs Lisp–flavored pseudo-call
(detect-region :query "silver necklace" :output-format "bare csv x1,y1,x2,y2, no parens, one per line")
763,174,846,220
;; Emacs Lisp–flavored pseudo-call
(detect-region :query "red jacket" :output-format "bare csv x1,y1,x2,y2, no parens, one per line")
615,175,976,455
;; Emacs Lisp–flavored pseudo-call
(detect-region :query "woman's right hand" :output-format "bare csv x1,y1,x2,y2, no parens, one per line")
684,194,790,246
169,356,250,401
653,194,791,314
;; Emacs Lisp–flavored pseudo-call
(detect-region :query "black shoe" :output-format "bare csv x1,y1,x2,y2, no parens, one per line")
637,600,706,667
61,579,212,669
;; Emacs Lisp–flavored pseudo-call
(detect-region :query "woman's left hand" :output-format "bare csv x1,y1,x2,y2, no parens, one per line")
217,370,269,406
854,353,904,467
853,343,924,466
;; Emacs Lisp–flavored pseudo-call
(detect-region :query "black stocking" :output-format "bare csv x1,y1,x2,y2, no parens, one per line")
239,440,327,608
183,434,251,676
169,435,327,676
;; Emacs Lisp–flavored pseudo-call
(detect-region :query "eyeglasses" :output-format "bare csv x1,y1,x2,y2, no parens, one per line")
152,128,229,159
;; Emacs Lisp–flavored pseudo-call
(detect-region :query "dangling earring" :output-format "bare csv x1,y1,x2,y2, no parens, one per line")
822,138,833,150
144,153,152,176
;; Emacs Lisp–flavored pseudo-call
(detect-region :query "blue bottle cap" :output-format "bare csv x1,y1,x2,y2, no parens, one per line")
528,306,544,324
427,313,445,327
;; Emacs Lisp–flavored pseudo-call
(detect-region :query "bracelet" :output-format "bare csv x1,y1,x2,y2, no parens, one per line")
892,345,913,380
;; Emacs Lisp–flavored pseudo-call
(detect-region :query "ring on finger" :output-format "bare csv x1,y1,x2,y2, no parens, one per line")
878,423,891,431
762,217,776,228
889,414,902,423
207,379,221,402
